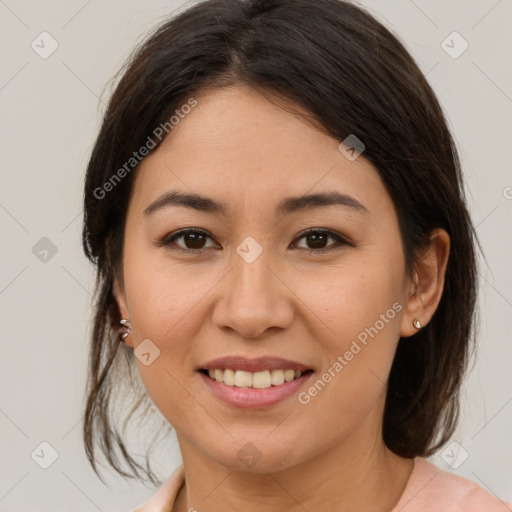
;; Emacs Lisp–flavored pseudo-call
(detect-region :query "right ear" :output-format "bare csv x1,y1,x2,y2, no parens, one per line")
113,276,133,347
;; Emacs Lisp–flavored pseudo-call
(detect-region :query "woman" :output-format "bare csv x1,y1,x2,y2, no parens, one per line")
81,0,510,510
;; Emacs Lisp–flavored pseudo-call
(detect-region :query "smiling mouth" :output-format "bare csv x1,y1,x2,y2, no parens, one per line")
198,368,314,389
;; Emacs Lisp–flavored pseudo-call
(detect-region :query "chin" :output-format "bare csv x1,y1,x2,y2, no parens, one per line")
205,437,305,474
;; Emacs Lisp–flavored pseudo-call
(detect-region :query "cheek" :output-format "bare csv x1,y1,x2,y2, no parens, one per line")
121,249,228,413
292,252,402,345
123,241,220,342
296,295,402,443
293,252,403,411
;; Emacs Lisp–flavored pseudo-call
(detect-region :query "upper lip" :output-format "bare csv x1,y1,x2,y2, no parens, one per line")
199,356,313,373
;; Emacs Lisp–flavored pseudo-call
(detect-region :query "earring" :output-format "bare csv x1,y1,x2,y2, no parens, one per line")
119,318,131,341
413,319,422,329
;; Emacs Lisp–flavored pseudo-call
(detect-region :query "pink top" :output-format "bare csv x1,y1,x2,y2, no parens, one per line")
134,457,511,511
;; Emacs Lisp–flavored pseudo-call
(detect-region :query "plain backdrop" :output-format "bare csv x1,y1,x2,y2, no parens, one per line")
1,0,511,510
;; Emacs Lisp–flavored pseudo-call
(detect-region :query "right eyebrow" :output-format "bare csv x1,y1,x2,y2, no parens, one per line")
144,190,229,217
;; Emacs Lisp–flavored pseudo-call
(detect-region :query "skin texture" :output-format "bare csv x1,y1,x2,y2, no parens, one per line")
114,84,450,512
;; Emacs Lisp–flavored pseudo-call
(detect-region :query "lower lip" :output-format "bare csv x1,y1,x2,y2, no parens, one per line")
198,371,314,409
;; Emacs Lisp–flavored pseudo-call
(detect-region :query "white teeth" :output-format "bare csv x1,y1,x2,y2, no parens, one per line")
270,369,285,386
284,369,295,382
234,370,253,387
204,368,305,388
252,371,271,389
223,368,235,386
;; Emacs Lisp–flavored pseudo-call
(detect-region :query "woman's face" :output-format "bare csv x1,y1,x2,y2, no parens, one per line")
114,84,419,471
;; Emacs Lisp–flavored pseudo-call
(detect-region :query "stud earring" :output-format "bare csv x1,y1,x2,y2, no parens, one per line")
413,319,422,329
120,318,131,341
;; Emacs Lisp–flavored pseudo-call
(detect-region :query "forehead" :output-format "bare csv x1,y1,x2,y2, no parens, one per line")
130,84,391,219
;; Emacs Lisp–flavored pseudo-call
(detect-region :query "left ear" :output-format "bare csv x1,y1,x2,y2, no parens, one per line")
400,228,450,338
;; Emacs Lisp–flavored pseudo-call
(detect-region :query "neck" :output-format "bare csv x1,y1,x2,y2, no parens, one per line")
174,426,413,512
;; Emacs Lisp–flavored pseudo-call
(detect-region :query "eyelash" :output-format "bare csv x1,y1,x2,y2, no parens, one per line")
156,228,353,256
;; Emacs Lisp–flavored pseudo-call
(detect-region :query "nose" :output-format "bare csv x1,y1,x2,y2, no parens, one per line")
211,248,295,339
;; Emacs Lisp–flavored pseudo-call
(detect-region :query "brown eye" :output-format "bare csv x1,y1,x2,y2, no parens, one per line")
157,229,217,253
293,229,352,254
304,231,329,249
181,232,208,249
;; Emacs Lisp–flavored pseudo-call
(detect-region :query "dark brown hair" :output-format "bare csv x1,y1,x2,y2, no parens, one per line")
82,0,479,486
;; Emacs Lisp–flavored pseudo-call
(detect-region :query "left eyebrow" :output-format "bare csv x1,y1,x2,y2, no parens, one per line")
143,190,369,218
276,191,369,216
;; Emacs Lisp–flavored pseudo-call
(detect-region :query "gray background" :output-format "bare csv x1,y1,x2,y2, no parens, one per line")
1,0,511,510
